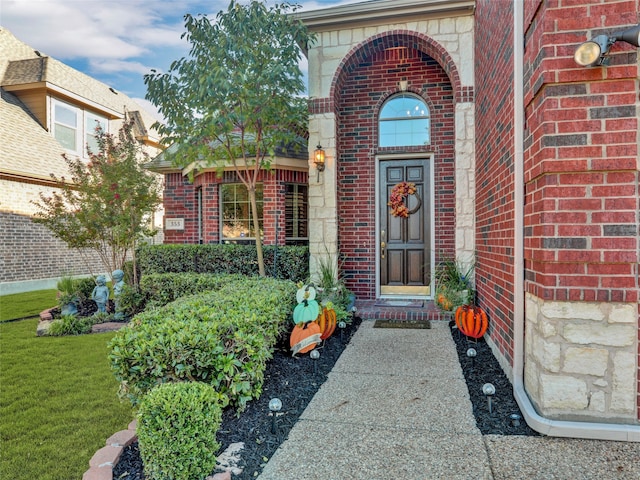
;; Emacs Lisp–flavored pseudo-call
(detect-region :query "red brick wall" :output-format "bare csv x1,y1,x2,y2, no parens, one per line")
163,173,198,244
522,0,639,418
474,1,517,365
334,36,456,300
162,169,307,246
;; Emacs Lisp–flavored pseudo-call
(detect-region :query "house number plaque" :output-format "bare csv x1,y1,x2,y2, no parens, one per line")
165,218,185,230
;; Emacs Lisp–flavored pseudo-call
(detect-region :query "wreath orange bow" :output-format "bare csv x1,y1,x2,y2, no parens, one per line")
388,181,421,218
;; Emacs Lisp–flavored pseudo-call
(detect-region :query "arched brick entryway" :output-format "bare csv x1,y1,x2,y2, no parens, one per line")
321,31,471,300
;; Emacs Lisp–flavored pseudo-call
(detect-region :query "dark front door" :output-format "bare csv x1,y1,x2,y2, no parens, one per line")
379,159,431,296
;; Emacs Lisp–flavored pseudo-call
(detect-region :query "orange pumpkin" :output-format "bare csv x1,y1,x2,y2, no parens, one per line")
316,307,337,340
290,322,322,356
455,305,488,339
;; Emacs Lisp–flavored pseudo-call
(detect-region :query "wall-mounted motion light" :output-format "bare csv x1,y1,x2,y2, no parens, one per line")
574,24,640,67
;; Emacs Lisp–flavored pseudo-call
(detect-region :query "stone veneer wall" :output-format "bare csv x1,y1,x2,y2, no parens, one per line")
525,293,638,423
306,13,475,298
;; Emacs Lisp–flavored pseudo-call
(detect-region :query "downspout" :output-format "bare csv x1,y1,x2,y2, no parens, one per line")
512,1,640,442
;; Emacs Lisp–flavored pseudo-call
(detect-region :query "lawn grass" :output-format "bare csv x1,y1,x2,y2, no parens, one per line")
0,289,57,322
0,318,133,480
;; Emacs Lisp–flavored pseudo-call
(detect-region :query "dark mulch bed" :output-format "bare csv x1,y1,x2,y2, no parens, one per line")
449,321,539,436
114,317,537,480
113,316,363,480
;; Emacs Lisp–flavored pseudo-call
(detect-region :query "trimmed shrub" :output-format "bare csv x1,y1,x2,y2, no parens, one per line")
140,272,243,309
137,382,226,480
114,283,147,319
136,243,309,281
108,276,296,408
74,277,97,301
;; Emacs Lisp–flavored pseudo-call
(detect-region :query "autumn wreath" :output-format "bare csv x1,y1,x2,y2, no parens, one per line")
388,181,422,218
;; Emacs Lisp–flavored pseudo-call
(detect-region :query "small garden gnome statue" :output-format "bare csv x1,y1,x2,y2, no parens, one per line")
112,269,125,320
91,275,109,314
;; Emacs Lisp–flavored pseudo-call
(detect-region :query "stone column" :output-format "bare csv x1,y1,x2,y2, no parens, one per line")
308,112,338,283
455,101,476,271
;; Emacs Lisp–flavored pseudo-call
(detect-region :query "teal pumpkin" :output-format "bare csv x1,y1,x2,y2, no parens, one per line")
293,299,320,325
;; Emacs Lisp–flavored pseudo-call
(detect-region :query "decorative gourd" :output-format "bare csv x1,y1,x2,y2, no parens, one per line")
293,299,320,325
455,304,488,339
296,285,317,304
315,307,337,340
290,322,322,356
436,292,452,311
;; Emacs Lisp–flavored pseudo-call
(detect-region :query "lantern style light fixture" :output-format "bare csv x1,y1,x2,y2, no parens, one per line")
313,144,325,182
574,24,640,67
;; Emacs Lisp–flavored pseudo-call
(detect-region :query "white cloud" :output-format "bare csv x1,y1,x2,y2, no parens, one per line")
88,58,154,76
1,0,364,98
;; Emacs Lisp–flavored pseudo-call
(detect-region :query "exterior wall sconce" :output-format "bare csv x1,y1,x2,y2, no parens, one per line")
574,24,640,67
313,144,325,182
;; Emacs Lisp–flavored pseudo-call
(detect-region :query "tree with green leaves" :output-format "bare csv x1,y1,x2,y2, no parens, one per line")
33,119,162,284
144,0,313,276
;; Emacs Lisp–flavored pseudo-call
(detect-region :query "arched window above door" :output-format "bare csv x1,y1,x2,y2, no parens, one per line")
379,94,430,147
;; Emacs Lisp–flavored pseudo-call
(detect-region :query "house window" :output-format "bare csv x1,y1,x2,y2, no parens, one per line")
85,112,107,155
379,94,430,147
285,184,308,244
52,98,107,156
221,183,263,242
53,101,77,151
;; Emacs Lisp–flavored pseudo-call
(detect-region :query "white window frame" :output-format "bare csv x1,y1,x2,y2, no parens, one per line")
51,98,108,157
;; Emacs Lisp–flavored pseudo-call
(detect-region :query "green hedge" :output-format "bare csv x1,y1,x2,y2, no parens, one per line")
136,244,309,281
139,272,244,309
108,276,296,409
137,382,225,480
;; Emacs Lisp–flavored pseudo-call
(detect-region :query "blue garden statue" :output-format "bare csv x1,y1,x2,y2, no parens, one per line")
91,275,109,314
112,269,125,320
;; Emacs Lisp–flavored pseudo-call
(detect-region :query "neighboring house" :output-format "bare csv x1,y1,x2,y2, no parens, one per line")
146,140,309,246
0,28,164,294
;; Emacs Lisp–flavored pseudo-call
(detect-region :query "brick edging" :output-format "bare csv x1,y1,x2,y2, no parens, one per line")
40,307,55,321
82,420,137,480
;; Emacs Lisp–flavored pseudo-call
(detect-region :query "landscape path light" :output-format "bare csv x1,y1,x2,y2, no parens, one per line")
310,349,320,375
466,347,477,369
510,413,522,427
482,383,496,414
338,320,346,341
268,398,282,434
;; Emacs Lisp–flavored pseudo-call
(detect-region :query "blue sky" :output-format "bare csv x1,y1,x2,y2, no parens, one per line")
1,0,361,117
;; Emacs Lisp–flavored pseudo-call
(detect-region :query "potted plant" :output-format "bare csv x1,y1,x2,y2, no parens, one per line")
314,250,355,321
56,276,80,316
434,256,474,312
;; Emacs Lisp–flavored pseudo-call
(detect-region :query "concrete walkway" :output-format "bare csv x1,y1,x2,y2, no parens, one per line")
258,320,640,480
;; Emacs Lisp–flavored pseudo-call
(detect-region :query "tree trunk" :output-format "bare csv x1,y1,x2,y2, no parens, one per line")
249,187,265,276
